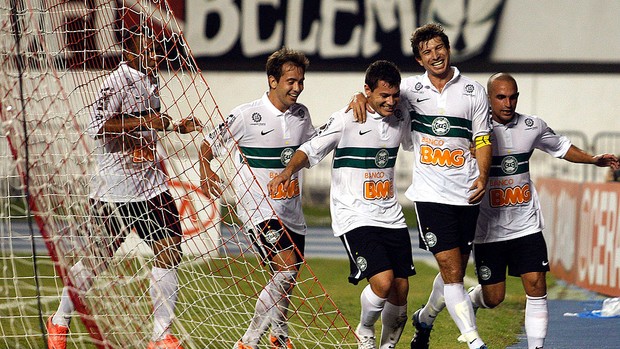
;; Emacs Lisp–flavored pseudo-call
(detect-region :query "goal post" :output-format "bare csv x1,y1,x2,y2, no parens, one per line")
0,0,356,348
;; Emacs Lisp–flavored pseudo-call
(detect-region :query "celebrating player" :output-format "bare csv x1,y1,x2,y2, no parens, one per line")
349,23,491,349
268,60,416,349
46,25,200,349
199,47,315,349
467,72,620,349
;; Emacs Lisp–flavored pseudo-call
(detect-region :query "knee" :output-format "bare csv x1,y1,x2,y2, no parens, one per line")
483,293,504,308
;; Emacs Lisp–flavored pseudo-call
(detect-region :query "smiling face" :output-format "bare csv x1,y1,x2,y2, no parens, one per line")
415,36,451,79
268,62,305,112
365,80,400,118
488,76,519,124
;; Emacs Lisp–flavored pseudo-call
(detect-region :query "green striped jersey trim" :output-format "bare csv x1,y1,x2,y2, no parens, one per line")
240,145,299,169
489,151,533,177
410,112,473,139
333,147,398,169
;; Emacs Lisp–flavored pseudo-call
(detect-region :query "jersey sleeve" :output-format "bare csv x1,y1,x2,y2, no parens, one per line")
399,105,414,152
534,118,572,158
204,109,245,158
299,112,344,168
301,105,318,142
88,74,123,138
471,83,492,139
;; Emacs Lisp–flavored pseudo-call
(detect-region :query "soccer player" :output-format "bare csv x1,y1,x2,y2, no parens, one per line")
268,60,416,349
46,25,200,349
349,23,491,349
199,47,315,349
467,72,620,349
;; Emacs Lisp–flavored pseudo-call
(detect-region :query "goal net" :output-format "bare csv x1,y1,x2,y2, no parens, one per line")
0,0,355,348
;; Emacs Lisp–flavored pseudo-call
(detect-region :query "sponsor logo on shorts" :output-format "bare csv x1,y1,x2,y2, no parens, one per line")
478,265,491,281
356,256,368,271
264,229,280,244
424,232,437,247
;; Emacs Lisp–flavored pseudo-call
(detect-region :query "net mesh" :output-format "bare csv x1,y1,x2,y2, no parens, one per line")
0,0,355,348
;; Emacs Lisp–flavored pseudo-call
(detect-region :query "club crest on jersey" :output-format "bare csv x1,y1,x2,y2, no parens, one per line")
298,108,305,119
501,156,519,175
424,232,437,247
415,82,423,91
464,84,475,94
356,256,368,271
251,112,262,123
264,229,280,244
394,108,403,121
525,118,534,127
478,265,491,281
280,148,295,166
431,117,450,136
375,149,390,168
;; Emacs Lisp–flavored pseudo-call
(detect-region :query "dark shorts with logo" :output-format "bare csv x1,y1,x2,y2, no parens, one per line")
473,232,550,285
248,219,305,268
414,202,479,255
340,226,416,285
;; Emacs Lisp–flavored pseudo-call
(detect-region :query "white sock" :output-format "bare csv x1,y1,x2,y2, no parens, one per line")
525,294,548,349
269,271,297,338
379,301,407,349
358,284,387,337
53,260,94,327
468,284,489,309
150,267,179,341
242,273,288,346
418,273,445,326
444,283,484,349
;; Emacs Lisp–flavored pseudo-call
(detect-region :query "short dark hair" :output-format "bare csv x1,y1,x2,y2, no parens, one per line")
122,25,153,53
410,23,450,60
265,47,310,81
365,60,401,91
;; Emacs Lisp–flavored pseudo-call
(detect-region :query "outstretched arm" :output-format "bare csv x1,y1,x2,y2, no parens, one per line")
563,145,620,169
267,150,310,197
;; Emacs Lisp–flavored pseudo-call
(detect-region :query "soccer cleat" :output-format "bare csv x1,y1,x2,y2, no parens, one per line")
47,314,69,349
477,346,488,349
410,309,432,349
270,334,293,349
147,334,184,349
233,340,253,349
355,324,377,349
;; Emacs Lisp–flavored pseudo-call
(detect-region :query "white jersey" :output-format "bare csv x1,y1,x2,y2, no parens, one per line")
205,93,316,234
299,105,412,237
87,62,167,202
475,113,571,243
402,68,491,205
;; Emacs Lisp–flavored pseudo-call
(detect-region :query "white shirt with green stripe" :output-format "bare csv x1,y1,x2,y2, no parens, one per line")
475,113,571,243
299,106,412,237
401,67,491,206
204,93,316,234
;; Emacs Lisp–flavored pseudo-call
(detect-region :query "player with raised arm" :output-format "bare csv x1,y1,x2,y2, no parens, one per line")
268,60,416,349
46,25,200,349
199,47,315,349
467,73,620,349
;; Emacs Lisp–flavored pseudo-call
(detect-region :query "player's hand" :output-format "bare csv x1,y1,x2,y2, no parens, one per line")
468,178,487,204
174,116,203,134
200,171,223,199
267,172,291,198
594,153,620,169
345,93,373,123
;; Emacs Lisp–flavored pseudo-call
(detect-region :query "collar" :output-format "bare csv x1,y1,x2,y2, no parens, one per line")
492,113,520,128
422,66,460,91
261,92,297,117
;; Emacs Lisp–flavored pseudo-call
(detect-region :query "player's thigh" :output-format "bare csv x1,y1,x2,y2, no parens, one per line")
473,240,510,285
506,232,550,278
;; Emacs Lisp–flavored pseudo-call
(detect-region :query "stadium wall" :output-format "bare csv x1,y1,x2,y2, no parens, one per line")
538,178,620,297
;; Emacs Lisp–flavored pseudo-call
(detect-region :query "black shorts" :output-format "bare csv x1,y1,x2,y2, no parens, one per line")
247,219,305,267
340,226,416,285
414,202,479,254
90,191,182,252
473,232,550,285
